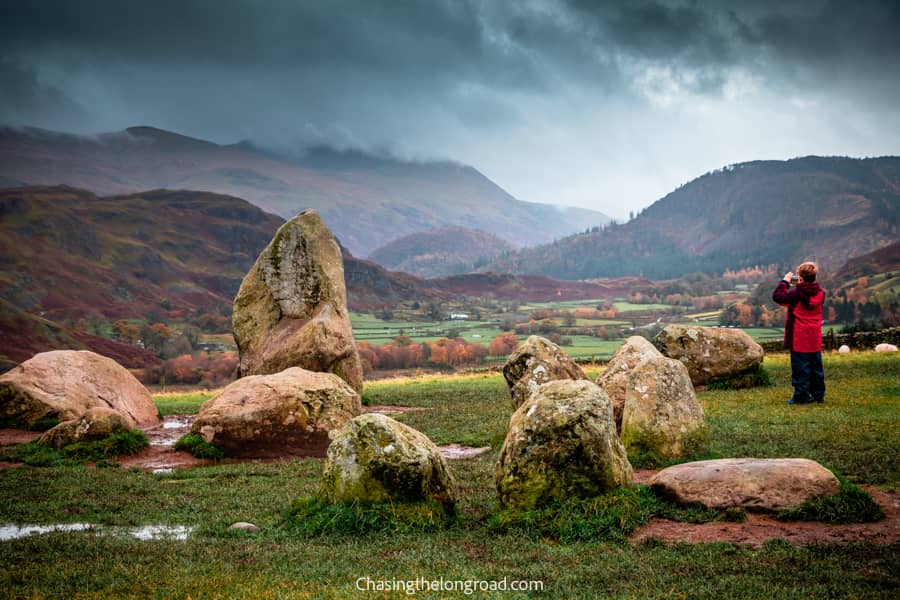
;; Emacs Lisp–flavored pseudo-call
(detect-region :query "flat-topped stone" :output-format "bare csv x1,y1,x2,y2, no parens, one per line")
649,458,840,513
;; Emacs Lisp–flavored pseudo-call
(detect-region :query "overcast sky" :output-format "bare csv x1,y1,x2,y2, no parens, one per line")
2,0,899,219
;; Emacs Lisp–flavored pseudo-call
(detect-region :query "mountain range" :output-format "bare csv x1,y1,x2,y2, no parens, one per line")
0,125,610,257
368,226,516,278
0,186,636,367
483,156,900,280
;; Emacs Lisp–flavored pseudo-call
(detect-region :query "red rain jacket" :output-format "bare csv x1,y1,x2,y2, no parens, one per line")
772,280,825,352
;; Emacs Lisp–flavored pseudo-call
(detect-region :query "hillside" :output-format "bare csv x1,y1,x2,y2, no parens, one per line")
369,226,516,278
0,125,610,257
0,186,283,323
484,156,900,280
0,298,160,372
835,240,900,282
0,186,635,365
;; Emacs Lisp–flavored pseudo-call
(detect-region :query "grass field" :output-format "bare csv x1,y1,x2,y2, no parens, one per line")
1,352,897,597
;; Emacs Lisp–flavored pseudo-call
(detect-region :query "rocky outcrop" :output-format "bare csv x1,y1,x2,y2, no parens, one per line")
654,325,764,386
38,407,131,449
620,356,707,460
495,380,633,510
322,413,456,510
502,335,588,409
0,350,158,429
649,458,841,512
596,336,664,431
232,210,363,392
190,367,361,457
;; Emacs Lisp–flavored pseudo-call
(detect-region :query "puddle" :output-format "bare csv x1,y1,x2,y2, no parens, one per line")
364,405,428,415
0,523,194,541
146,415,194,446
438,444,491,459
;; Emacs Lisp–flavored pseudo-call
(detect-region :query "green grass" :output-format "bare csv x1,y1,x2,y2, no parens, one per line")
778,481,886,524
153,391,215,416
174,433,224,459
0,430,149,467
0,352,897,597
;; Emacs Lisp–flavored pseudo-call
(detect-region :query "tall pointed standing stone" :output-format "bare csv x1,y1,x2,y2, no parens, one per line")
232,210,363,392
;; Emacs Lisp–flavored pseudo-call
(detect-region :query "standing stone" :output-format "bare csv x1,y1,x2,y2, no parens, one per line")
649,458,841,512
496,380,633,510
654,325,764,386
191,367,361,457
502,335,588,409
596,336,664,432
620,356,707,460
0,350,159,429
232,210,363,392
322,413,457,510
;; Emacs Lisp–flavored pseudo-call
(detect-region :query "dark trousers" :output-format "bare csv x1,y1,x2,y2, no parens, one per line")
790,351,825,403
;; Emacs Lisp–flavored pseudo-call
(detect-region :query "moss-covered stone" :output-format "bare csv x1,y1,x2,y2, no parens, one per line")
495,380,633,511
620,356,708,460
653,325,764,386
502,335,588,410
322,413,456,511
232,210,363,392
596,336,664,432
38,407,131,449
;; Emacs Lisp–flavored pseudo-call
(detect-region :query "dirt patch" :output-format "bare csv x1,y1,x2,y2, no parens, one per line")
438,444,491,459
631,483,900,549
364,405,429,415
0,429,40,446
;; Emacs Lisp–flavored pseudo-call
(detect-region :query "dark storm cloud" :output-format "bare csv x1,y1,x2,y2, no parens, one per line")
1,0,898,214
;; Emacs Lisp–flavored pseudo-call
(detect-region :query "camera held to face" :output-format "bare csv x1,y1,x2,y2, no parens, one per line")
790,276,799,286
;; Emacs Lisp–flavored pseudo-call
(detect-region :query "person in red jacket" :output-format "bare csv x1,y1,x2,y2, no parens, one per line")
773,261,826,404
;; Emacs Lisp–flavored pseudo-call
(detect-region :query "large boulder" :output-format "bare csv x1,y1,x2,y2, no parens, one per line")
502,335,588,409
232,210,363,392
322,413,456,510
653,325,764,386
0,350,159,429
191,367,361,457
596,336,663,431
496,380,633,510
649,458,841,512
620,356,707,460
38,407,131,449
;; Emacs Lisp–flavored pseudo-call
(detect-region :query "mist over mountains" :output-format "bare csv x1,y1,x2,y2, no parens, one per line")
0,125,610,257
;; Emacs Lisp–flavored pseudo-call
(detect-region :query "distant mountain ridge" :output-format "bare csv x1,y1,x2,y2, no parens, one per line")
483,156,900,280
369,226,516,278
0,125,611,257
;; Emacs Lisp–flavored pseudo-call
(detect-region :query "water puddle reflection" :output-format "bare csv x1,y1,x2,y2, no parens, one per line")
0,523,194,541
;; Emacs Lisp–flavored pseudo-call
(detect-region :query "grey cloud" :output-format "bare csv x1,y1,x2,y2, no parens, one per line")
0,58,86,128
0,0,897,216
